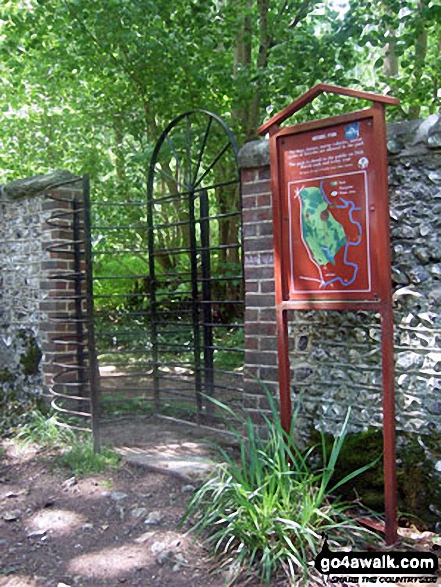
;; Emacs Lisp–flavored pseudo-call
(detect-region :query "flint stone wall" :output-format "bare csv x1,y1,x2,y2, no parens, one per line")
0,171,82,406
239,115,441,442
0,192,48,401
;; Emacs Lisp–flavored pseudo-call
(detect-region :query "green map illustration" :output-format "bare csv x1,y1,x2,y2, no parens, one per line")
298,186,347,266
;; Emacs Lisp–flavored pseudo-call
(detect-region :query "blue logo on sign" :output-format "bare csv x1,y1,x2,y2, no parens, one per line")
345,122,359,140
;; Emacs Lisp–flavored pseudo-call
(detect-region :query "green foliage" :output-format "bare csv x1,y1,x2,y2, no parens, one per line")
101,394,215,421
342,0,441,118
18,332,42,377
3,0,432,195
15,410,76,447
101,395,154,417
59,439,120,477
93,255,150,311
183,395,376,586
12,409,120,477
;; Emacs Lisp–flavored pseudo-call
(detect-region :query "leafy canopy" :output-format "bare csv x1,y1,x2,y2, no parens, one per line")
2,0,438,185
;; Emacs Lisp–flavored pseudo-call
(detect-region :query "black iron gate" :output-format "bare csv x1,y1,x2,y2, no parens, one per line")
88,110,244,428
147,110,244,424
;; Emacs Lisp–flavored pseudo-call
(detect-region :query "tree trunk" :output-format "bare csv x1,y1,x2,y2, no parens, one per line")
409,7,428,119
246,0,271,141
383,30,399,79
232,0,253,139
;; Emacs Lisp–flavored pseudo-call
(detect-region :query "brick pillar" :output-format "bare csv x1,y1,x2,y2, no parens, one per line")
39,181,88,414
0,171,89,421
239,140,279,425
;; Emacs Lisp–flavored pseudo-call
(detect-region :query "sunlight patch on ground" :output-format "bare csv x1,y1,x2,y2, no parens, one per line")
1,439,40,463
67,531,186,579
0,576,40,586
26,508,87,536
115,445,215,481
67,543,154,578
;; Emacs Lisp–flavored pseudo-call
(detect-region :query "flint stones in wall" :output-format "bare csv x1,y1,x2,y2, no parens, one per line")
427,116,441,147
396,351,425,370
387,115,441,155
0,337,15,371
0,171,79,404
283,116,441,437
428,402,441,416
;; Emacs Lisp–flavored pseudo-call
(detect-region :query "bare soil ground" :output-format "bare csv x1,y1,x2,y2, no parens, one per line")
1,418,440,587
0,444,221,587
0,418,269,587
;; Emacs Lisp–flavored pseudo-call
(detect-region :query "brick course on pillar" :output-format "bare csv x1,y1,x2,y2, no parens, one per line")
39,183,86,401
239,142,279,425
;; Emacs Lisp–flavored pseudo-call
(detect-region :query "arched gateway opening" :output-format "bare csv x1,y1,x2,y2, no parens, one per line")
87,110,244,440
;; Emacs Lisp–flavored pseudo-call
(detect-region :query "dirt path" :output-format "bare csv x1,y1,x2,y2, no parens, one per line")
0,415,277,587
0,440,229,587
2,419,440,587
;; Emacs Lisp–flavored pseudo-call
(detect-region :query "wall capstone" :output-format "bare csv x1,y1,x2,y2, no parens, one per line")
1,170,79,200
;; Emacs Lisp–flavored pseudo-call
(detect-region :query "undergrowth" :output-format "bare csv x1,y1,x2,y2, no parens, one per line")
59,439,120,476
15,410,76,447
183,394,378,586
12,409,120,477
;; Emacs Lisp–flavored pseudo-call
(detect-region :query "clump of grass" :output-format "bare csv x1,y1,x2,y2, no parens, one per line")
183,394,377,586
15,410,76,447
14,409,120,477
59,439,120,477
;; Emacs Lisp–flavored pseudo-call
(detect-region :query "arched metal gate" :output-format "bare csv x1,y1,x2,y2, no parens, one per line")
88,110,244,430
146,110,244,423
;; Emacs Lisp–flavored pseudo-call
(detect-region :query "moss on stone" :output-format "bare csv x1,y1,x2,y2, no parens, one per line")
309,427,441,530
1,368,12,384
312,428,384,510
18,331,42,377
396,431,441,528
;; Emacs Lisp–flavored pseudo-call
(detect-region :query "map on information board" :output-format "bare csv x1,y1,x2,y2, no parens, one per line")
284,119,374,297
288,172,370,293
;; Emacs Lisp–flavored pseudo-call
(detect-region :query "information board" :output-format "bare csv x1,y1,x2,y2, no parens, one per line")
259,85,399,545
277,114,387,304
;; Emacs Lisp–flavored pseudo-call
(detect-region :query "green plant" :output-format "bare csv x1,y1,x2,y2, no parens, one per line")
59,439,120,477
15,410,76,447
183,394,377,586
101,395,154,417
13,409,120,477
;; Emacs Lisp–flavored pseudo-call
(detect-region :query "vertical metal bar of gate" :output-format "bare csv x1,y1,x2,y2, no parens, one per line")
83,175,101,452
188,190,203,421
146,184,160,413
199,189,214,415
146,110,244,426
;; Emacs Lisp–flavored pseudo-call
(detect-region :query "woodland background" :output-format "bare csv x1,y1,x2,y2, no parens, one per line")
1,0,439,187
1,0,440,319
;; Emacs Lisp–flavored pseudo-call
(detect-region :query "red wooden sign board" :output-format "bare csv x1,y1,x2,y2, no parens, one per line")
257,84,400,545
